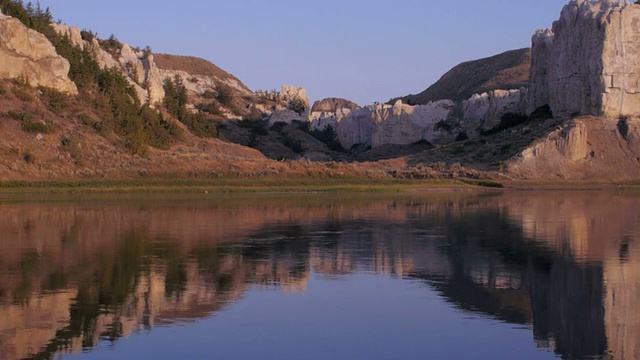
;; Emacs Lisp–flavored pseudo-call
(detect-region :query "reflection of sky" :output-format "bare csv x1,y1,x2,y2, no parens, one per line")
70,272,553,360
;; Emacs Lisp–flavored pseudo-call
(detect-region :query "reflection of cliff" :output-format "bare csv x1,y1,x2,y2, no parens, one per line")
0,193,639,359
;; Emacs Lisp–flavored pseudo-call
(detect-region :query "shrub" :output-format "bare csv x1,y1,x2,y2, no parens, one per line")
78,114,95,127
39,86,67,112
0,85,5,95
23,149,35,163
202,89,215,99
22,118,54,133
215,82,234,107
196,101,222,116
7,110,22,120
181,112,219,138
288,98,307,114
99,34,123,57
14,87,33,102
80,29,95,42
283,134,304,154
310,126,344,152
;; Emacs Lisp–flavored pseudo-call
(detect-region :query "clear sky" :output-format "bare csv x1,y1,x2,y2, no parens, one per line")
38,0,567,106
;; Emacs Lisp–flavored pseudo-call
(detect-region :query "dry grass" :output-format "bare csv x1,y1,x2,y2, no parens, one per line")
154,54,246,87
402,48,530,104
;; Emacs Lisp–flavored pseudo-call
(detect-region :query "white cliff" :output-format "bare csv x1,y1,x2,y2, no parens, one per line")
336,100,457,149
527,0,640,119
0,11,77,94
463,88,528,134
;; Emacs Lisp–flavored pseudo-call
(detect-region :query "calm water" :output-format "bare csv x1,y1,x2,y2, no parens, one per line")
0,191,639,360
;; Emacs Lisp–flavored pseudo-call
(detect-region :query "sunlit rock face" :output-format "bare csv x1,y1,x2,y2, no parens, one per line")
528,0,640,118
462,88,528,134
309,98,359,131
0,11,77,94
336,100,457,149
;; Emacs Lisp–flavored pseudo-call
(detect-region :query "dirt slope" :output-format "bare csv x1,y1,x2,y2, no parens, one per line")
401,48,530,104
506,117,640,181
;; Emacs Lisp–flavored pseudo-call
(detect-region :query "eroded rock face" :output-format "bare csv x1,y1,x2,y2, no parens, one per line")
310,108,352,131
267,109,305,126
463,88,528,134
309,98,359,131
556,121,589,161
0,12,77,94
527,0,640,119
336,100,457,149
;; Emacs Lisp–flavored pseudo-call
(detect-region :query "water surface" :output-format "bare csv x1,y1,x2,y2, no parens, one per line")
0,192,638,359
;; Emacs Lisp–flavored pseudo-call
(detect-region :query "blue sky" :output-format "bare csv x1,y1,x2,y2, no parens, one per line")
39,0,567,105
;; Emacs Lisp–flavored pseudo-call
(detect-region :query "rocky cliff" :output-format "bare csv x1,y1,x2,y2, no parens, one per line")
50,22,254,110
0,10,77,94
527,0,640,119
310,97,360,131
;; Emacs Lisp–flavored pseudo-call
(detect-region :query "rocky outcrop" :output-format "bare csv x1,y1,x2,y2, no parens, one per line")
527,0,640,119
50,23,155,104
310,108,353,131
309,98,359,131
507,116,640,180
0,11,77,94
371,100,457,147
280,84,309,109
267,109,306,126
311,98,359,113
462,88,528,134
336,100,457,149
49,24,254,109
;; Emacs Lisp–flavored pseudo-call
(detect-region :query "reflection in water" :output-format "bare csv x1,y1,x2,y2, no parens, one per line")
0,192,639,359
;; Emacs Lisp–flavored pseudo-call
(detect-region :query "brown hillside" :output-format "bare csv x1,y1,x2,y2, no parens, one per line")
154,54,251,91
402,48,530,104
0,80,393,181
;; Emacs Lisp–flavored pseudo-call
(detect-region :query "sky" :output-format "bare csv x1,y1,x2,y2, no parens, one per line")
38,0,568,106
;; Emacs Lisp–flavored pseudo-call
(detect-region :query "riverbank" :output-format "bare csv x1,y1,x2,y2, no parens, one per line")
0,177,496,194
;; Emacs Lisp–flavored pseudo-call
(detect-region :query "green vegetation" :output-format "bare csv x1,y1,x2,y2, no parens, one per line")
164,75,218,138
0,0,185,154
0,178,488,194
288,97,307,114
309,126,344,152
22,117,54,133
22,149,35,163
39,86,67,112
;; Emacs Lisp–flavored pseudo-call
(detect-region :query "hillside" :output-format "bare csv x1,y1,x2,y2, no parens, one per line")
401,48,530,104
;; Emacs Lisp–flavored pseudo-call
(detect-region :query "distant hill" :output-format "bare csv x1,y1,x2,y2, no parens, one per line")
401,48,530,104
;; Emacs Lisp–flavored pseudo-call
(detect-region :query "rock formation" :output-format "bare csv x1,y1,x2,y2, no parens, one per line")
527,0,640,119
267,109,306,126
0,11,77,94
49,23,254,109
508,116,640,180
336,100,457,149
462,88,528,134
310,98,359,131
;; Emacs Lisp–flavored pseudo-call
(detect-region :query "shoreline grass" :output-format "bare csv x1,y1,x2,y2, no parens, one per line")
0,178,491,194
2,177,638,194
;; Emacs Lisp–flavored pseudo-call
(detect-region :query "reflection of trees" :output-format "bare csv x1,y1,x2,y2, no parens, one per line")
1,193,639,359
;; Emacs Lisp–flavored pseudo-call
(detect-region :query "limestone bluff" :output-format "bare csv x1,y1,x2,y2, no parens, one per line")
306,0,640,150
528,0,640,119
